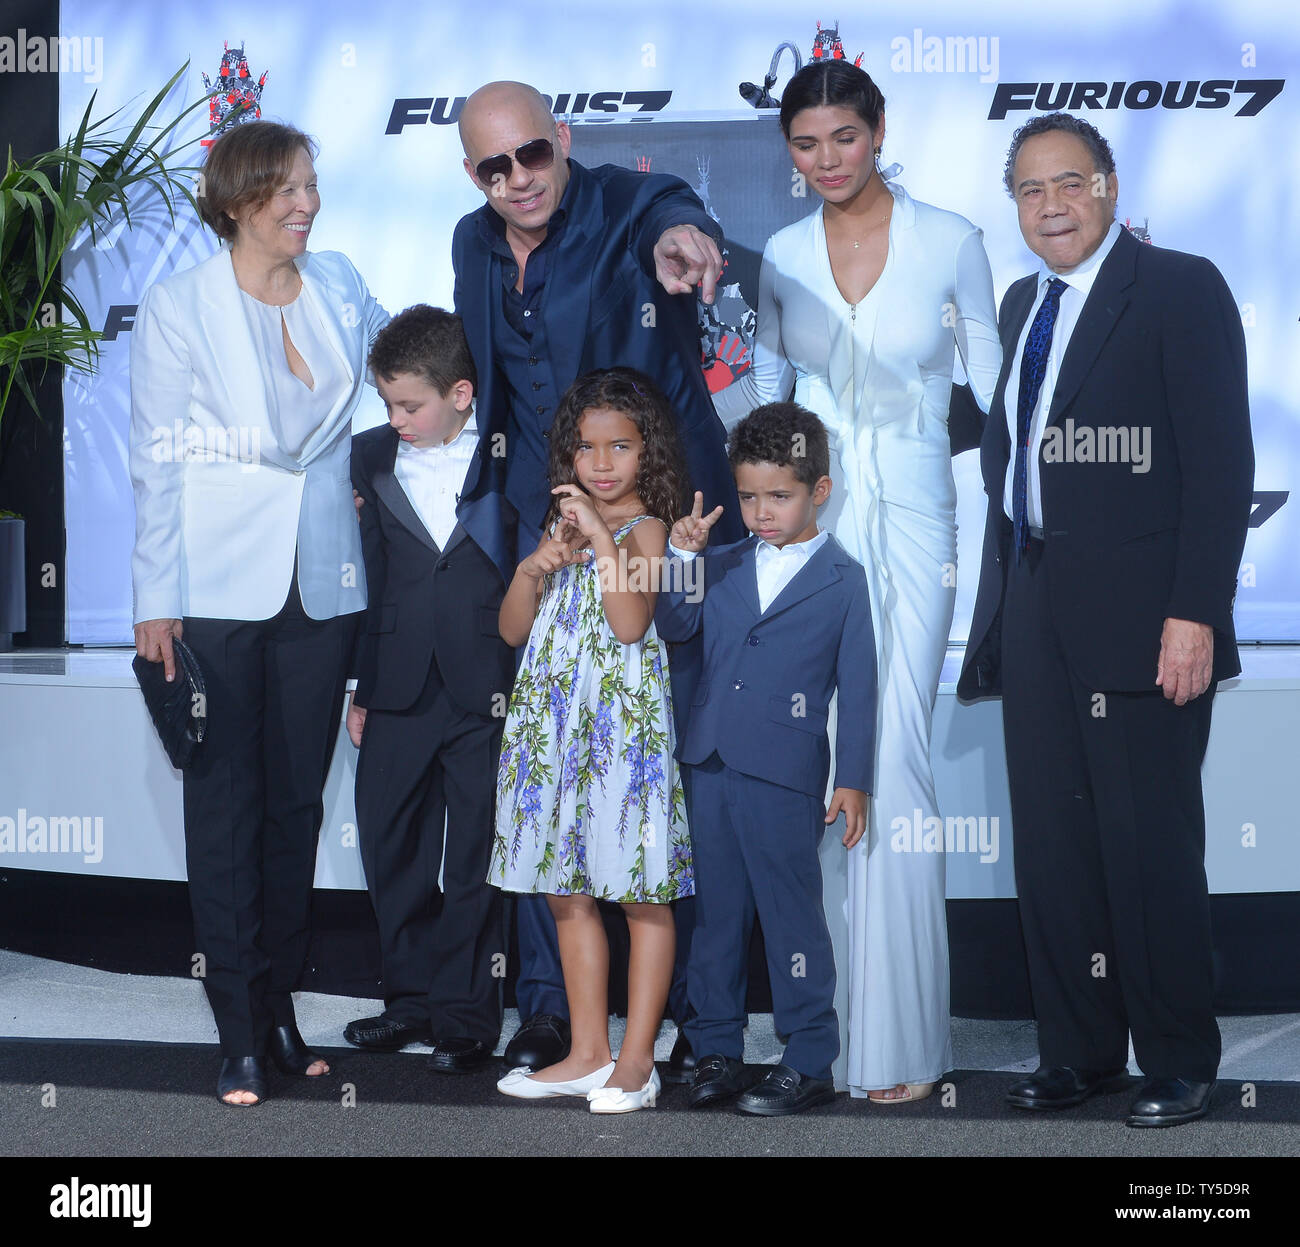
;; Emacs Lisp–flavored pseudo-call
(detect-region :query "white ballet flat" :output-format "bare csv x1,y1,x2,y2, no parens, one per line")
587,1067,661,1114
496,1061,616,1099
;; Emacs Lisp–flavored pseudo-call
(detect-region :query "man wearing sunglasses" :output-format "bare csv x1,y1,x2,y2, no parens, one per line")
453,79,744,1081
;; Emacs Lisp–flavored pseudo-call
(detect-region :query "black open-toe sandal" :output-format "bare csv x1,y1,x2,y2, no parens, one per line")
217,1056,267,1106
269,1023,330,1076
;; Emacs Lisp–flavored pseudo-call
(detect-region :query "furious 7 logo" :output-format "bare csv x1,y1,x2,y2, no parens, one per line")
387,91,672,134
989,78,1283,119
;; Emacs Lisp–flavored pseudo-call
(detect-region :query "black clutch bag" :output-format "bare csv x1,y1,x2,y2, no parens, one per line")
132,636,208,770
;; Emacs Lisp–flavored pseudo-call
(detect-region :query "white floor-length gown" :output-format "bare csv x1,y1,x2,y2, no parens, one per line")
715,176,1002,1094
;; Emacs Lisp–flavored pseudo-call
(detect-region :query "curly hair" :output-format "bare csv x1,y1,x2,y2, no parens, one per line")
545,367,688,531
1002,112,1116,198
728,402,830,487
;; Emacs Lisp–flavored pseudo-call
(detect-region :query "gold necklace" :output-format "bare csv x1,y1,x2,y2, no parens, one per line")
847,208,890,249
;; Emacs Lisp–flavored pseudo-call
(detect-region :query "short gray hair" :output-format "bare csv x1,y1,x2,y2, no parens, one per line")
1003,112,1116,197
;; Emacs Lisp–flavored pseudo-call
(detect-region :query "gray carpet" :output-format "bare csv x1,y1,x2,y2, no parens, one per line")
3,1037,1297,1158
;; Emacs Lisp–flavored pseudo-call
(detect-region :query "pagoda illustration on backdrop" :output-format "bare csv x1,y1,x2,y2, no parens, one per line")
201,41,268,146
707,22,867,391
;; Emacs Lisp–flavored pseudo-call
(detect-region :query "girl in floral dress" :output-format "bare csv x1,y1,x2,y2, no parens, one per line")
491,368,692,1113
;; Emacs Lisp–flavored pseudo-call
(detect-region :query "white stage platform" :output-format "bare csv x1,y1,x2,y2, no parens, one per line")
2,645,1298,899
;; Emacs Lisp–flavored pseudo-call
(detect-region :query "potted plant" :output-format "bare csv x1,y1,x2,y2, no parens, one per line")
0,63,209,648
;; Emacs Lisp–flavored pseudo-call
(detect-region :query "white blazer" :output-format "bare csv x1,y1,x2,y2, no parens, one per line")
129,248,389,623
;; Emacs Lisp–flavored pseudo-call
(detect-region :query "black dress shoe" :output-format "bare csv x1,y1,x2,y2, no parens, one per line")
736,1064,835,1116
503,1014,570,1071
1006,1065,1132,1110
429,1037,495,1074
1126,1078,1215,1128
217,1056,267,1107
662,1030,696,1086
269,1023,331,1076
343,1015,433,1052
688,1053,762,1107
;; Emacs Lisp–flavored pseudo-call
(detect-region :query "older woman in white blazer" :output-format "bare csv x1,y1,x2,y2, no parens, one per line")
130,121,388,1106
714,64,1002,1103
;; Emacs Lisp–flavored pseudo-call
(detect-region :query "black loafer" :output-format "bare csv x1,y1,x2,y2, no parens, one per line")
343,1015,433,1052
269,1023,330,1076
429,1037,495,1074
736,1064,835,1116
662,1030,696,1086
1006,1065,1132,1110
503,1014,570,1071
1125,1078,1215,1128
217,1056,267,1107
688,1053,762,1107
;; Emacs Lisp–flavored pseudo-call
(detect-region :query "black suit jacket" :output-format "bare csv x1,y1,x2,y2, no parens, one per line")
452,158,744,575
351,424,516,717
959,227,1254,698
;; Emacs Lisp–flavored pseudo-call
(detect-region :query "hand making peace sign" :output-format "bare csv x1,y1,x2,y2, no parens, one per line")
669,491,726,553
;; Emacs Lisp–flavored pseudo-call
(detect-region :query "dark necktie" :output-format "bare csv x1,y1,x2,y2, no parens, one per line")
1013,276,1068,562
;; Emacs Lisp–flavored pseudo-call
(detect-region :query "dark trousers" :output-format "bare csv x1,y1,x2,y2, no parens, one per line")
684,754,839,1080
181,582,358,1057
354,665,504,1045
1001,537,1220,1082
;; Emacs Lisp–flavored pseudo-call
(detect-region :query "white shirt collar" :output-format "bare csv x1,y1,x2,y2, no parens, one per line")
755,529,829,558
397,409,477,455
1037,219,1123,297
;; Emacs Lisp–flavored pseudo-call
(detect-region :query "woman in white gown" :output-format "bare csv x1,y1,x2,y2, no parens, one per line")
714,61,1002,1101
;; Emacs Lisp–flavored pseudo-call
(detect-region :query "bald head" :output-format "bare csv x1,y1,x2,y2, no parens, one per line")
459,81,554,153
460,80,572,244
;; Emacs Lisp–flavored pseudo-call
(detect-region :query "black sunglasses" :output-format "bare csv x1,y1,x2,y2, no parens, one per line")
475,138,556,187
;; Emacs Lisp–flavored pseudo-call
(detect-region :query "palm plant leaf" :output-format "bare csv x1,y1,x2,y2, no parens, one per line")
0,62,211,434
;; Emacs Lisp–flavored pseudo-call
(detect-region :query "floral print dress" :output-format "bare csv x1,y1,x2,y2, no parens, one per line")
490,516,693,903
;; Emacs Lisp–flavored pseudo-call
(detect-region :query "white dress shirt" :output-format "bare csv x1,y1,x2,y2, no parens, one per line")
394,412,478,550
670,529,829,613
1002,219,1124,527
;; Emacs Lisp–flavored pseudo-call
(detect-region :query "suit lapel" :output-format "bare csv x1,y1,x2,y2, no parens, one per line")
194,250,274,441
540,161,599,405
759,535,845,622
717,539,761,619
981,275,1038,483
442,522,469,554
1048,227,1137,426
296,254,355,384
372,432,441,555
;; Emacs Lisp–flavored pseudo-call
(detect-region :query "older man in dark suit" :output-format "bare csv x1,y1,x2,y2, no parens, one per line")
959,114,1253,1127
452,80,743,1076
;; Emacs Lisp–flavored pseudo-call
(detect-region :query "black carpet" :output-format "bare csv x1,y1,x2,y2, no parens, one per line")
2,1037,1297,1158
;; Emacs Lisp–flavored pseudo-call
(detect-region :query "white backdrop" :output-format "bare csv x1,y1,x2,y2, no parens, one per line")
58,0,1299,643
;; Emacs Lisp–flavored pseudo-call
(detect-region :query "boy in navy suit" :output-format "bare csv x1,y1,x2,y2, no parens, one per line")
656,402,877,1115
343,306,517,1072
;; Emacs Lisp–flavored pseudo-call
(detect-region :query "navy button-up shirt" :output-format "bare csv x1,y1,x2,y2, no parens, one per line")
477,190,570,472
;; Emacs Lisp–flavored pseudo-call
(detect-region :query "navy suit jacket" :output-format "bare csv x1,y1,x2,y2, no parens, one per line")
655,534,877,798
958,228,1254,698
452,158,744,585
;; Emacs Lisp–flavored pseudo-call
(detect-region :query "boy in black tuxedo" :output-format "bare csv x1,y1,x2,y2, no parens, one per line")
656,403,877,1115
344,306,517,1071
